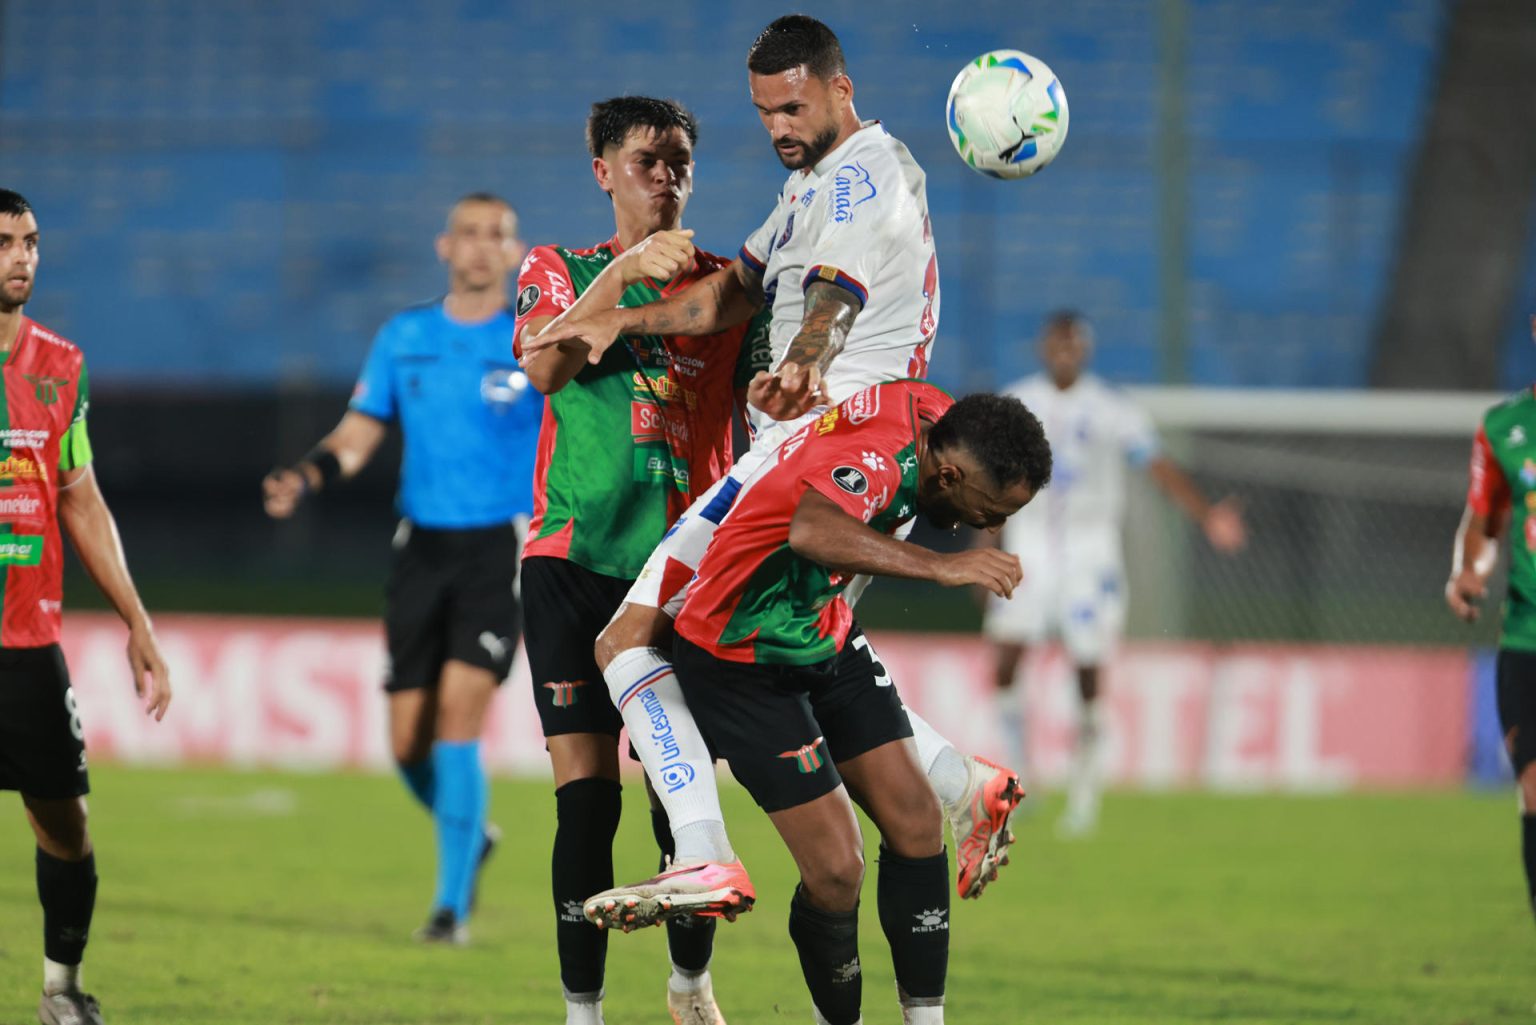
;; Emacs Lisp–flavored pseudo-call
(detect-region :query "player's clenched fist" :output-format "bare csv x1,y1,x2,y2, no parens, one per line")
262,467,308,519
934,548,1024,599
1445,566,1488,623
620,228,696,285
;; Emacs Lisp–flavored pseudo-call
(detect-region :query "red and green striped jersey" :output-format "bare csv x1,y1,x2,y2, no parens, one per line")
676,380,953,665
514,238,770,579
1468,388,1536,651
1,317,92,648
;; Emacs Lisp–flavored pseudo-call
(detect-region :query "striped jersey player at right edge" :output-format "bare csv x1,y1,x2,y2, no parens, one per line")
521,13,1024,927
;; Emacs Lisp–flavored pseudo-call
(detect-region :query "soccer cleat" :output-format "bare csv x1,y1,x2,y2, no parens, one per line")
413,907,469,946
38,989,104,1025
946,753,1024,900
468,822,502,912
583,859,755,933
667,977,727,1025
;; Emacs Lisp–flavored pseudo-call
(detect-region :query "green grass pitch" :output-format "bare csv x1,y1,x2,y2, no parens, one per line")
0,767,1531,1024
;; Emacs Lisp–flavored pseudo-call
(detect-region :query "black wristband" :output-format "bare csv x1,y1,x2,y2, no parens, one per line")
301,448,343,492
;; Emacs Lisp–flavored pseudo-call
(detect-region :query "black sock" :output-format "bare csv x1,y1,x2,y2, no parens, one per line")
787,883,861,1025
1522,814,1536,921
651,807,716,973
877,844,949,1005
552,778,622,996
36,849,97,967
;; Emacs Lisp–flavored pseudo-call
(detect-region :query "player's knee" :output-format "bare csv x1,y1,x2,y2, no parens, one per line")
801,845,865,909
1519,761,1536,810
392,735,432,765
27,797,90,860
594,606,661,672
883,789,944,859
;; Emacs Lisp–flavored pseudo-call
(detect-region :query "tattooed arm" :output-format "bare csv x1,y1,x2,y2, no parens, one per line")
747,280,863,421
518,258,764,367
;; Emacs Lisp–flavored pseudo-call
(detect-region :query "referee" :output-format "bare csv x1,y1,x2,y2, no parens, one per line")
263,193,541,945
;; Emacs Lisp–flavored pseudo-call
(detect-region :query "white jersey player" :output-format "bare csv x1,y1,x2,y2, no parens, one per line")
520,15,1022,946
983,311,1247,836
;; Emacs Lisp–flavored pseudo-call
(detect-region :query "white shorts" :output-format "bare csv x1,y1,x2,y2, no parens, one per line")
982,545,1126,666
625,411,822,619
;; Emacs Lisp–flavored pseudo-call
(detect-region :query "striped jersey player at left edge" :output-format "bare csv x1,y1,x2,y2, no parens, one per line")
0,187,175,1025
263,193,542,947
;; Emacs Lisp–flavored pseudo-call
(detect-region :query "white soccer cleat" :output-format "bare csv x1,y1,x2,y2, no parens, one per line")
667,976,728,1025
584,859,755,932
945,754,1023,899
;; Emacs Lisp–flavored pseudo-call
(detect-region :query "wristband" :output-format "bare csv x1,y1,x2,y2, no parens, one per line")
301,448,343,492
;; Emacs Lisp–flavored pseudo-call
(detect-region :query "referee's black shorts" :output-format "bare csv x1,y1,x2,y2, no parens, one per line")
0,644,90,799
384,520,521,692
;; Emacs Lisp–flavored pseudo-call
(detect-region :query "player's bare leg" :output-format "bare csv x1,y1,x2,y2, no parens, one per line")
548,733,622,1025
839,740,949,1024
1059,665,1104,838
25,795,103,1025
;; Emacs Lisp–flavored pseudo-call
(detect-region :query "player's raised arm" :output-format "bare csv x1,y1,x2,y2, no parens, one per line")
788,490,1024,597
1447,423,1511,622
747,279,859,421
1145,456,1247,553
262,410,388,519
518,255,764,371
57,465,171,720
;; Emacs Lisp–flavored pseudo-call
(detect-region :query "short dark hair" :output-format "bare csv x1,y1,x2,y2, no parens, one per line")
454,191,512,210
585,96,699,158
747,15,846,80
0,190,33,218
930,393,1053,492
1044,308,1089,332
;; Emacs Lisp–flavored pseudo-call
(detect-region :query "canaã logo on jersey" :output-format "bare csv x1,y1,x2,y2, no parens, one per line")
542,680,586,707
831,465,869,495
0,456,44,484
778,737,826,774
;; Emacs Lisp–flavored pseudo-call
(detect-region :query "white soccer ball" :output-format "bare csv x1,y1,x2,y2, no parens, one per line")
945,49,1069,179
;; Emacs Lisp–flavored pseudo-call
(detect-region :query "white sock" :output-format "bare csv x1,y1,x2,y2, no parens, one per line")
994,688,1026,784
1067,701,1104,821
904,706,968,806
901,1001,945,1024
564,990,604,1025
604,647,733,862
669,964,710,994
43,958,79,997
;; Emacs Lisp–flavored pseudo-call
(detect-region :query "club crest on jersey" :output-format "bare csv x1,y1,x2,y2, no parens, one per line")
22,374,67,405
515,283,541,317
778,737,826,774
831,465,869,495
543,680,587,707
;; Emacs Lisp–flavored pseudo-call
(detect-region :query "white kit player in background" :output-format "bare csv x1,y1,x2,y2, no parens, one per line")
521,15,1024,928
982,311,1247,837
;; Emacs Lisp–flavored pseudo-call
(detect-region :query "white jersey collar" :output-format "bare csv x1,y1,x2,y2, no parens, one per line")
811,120,884,178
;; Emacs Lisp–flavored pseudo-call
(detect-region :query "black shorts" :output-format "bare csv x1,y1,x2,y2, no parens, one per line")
521,556,630,738
673,622,911,813
384,521,521,692
0,645,90,799
1498,648,1536,775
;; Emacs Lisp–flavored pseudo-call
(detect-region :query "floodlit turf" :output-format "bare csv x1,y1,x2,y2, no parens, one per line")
0,767,1530,1024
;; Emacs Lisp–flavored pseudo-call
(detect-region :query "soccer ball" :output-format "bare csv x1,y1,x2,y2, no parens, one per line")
945,50,1069,179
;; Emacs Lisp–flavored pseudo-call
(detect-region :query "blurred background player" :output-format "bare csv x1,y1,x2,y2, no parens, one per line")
667,383,1052,1025
0,188,172,1025
983,310,1247,836
1447,313,1536,928
527,15,1023,916
514,96,769,1025
262,193,539,943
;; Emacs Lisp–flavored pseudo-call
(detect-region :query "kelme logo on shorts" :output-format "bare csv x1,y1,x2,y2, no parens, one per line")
831,466,868,495
543,680,586,707
778,737,827,774
0,535,44,566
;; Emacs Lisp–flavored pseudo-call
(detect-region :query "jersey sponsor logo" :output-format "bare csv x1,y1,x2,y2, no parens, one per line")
38,598,62,615
637,686,698,794
0,427,50,450
632,401,668,443
542,680,587,707
778,736,827,774
800,187,816,208
542,268,574,311
22,373,68,405
846,387,880,425
515,283,541,318
815,408,841,435
0,492,43,518
831,465,869,495
0,455,44,484
0,534,44,565
830,162,877,224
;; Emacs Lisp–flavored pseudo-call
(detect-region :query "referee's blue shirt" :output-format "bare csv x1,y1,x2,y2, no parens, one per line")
349,299,543,529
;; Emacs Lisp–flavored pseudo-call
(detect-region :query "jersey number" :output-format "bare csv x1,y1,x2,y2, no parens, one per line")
851,633,893,688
